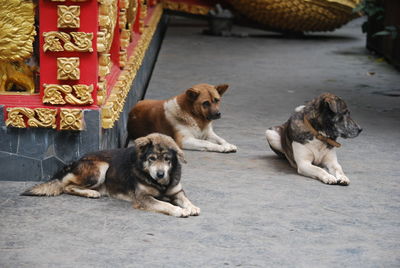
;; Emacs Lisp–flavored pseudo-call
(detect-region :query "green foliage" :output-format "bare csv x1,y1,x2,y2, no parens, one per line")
354,0,398,39
353,0,384,18
373,26,398,39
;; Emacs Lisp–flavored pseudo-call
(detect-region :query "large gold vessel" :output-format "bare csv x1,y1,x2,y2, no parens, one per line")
227,0,361,32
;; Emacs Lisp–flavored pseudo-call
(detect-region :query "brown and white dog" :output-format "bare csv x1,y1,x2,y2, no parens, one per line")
266,93,362,185
22,133,200,217
126,83,237,153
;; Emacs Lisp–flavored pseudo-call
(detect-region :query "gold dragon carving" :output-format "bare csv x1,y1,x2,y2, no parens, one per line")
43,32,94,52
6,107,57,129
43,84,94,105
0,0,37,94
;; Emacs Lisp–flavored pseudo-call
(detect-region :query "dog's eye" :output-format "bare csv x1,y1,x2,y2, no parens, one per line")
202,101,210,108
148,156,157,161
164,156,171,162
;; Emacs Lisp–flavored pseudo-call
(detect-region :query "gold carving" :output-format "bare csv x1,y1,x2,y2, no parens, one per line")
51,0,90,2
97,80,107,105
58,5,80,28
60,109,84,130
43,84,94,105
98,0,118,80
101,4,163,128
119,9,127,30
57,57,80,80
0,62,36,94
97,29,107,53
98,53,111,80
120,29,130,49
139,0,147,34
120,0,129,9
43,32,93,52
119,50,127,68
127,0,138,32
0,0,36,94
0,0,36,62
98,0,118,53
6,107,57,129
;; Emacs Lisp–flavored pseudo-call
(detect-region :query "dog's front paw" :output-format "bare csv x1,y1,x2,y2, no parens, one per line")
179,208,191,218
321,174,338,185
86,190,101,198
336,174,350,186
222,143,237,153
170,207,190,218
187,205,200,216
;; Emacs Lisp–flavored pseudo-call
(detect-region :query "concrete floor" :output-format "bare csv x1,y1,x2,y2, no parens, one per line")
1,17,400,267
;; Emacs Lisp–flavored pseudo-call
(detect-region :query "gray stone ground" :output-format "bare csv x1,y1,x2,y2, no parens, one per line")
1,16,399,267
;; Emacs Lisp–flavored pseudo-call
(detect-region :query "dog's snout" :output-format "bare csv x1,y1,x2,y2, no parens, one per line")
215,112,221,119
156,171,165,179
358,127,363,134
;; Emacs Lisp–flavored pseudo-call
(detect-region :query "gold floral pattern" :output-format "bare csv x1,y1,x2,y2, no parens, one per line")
57,5,80,28
43,31,93,52
60,109,84,130
43,84,94,105
6,107,57,128
57,57,80,80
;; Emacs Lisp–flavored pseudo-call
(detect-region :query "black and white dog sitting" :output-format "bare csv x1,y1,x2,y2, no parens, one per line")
266,93,362,185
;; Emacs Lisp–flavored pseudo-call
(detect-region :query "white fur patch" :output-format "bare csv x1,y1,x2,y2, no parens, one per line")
91,162,109,188
265,129,283,153
164,98,207,139
301,138,332,165
294,105,305,112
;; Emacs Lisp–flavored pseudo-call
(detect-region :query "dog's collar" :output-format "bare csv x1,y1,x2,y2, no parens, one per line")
303,116,341,148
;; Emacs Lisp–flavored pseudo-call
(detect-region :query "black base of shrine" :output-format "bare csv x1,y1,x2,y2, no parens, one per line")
0,15,168,181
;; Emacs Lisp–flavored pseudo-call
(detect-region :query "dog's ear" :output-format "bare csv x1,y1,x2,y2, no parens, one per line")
215,84,229,96
324,96,346,114
134,136,152,154
162,136,187,164
186,88,200,101
175,147,187,164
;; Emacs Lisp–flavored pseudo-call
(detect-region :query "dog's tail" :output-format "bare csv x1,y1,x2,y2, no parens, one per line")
21,163,75,196
21,179,64,196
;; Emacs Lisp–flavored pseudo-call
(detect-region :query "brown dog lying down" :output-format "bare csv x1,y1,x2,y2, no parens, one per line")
126,83,237,153
22,133,200,217
266,93,362,185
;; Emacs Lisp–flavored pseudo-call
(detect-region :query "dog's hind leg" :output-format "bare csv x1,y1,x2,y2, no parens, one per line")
266,127,285,158
63,185,101,198
62,161,109,198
